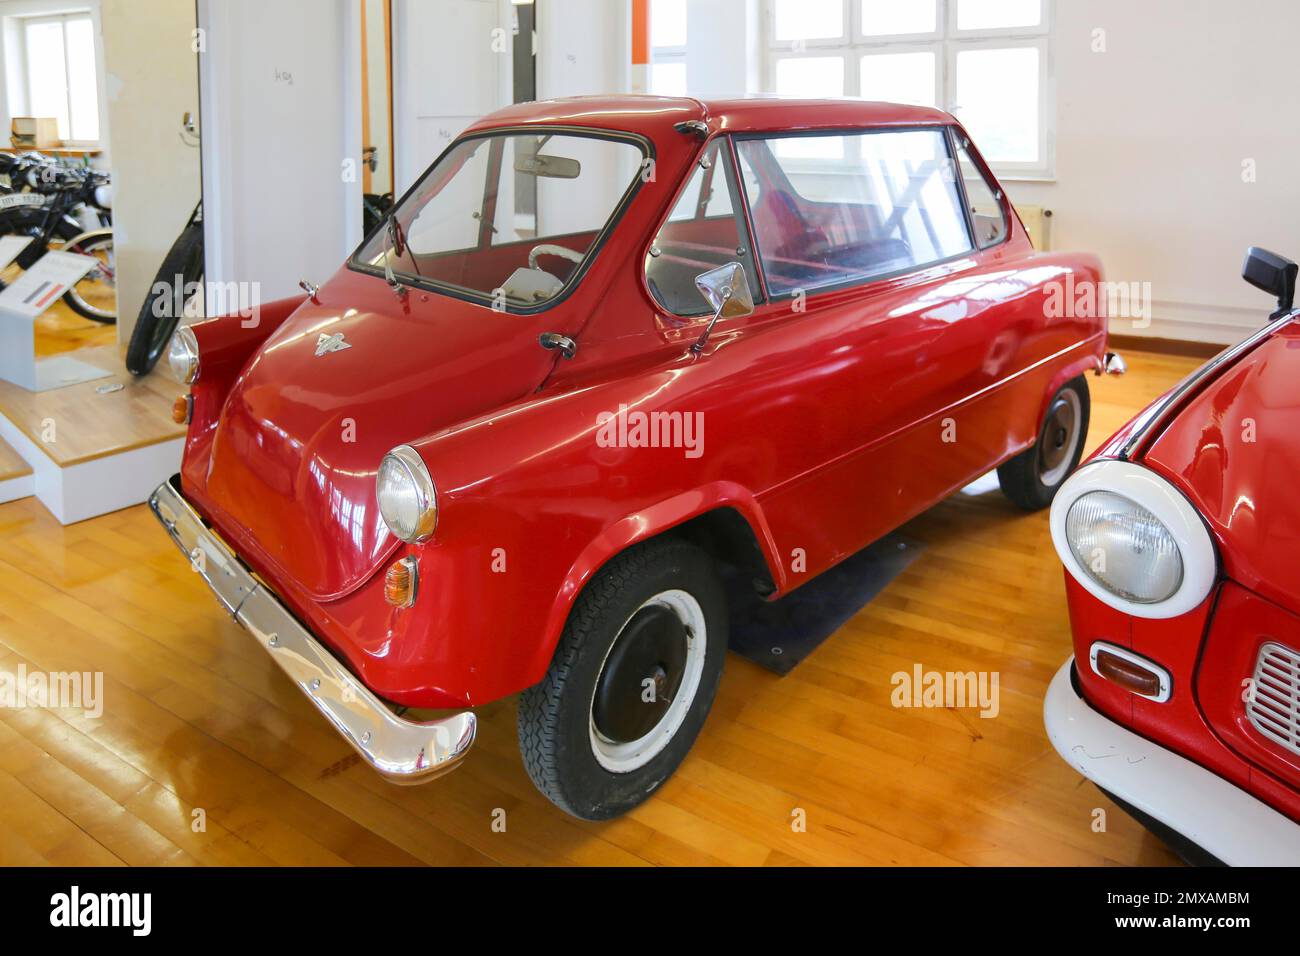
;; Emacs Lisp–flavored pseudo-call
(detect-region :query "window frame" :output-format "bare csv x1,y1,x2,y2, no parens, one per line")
761,0,1056,180
348,125,654,315
946,120,1013,250
729,124,985,304
16,10,102,146
643,135,768,320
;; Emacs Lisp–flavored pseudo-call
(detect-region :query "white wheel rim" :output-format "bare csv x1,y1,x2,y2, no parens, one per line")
1039,389,1083,487
588,589,707,774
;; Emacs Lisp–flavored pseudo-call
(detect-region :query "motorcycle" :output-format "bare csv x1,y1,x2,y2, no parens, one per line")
0,153,116,323
126,202,203,376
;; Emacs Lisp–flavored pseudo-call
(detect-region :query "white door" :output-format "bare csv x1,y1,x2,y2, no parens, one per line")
197,0,361,301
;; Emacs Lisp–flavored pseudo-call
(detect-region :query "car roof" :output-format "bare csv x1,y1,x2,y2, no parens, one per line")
466,94,953,138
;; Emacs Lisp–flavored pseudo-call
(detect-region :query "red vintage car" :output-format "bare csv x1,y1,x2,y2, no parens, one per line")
152,95,1112,819
1045,247,1300,865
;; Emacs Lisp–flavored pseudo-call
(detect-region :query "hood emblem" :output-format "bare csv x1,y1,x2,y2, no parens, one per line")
315,332,351,357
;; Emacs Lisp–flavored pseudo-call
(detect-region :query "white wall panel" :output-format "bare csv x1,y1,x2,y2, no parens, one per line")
1007,0,1300,344
392,0,510,193
536,0,630,100
197,0,361,302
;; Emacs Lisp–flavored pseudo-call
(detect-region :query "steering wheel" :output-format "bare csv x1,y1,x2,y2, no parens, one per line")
528,243,583,271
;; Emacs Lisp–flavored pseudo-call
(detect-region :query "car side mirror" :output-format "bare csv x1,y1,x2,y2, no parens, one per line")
691,262,755,354
1242,246,1297,320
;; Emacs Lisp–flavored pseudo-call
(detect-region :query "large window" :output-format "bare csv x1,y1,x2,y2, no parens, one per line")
18,11,101,144
764,0,1053,178
735,128,973,296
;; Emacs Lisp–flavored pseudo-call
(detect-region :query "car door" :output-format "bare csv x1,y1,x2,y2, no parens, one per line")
725,126,1029,575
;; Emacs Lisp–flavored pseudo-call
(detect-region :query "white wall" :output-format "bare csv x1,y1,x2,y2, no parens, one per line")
684,0,759,96
197,0,361,301
391,0,512,194
1006,0,1300,344
100,0,199,341
673,0,1300,345
389,0,632,194
536,0,630,100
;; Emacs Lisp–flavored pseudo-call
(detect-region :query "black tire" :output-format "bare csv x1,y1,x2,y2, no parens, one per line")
126,220,204,377
998,376,1091,511
61,232,116,323
518,537,728,820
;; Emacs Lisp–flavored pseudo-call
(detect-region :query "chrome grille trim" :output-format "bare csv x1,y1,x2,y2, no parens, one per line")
1246,642,1300,758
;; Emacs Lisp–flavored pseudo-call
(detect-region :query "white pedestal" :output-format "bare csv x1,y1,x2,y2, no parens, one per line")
0,314,112,391
0,250,108,392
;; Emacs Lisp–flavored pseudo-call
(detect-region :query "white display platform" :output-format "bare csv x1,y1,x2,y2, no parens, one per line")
0,410,182,523
0,471,34,506
0,250,109,392
0,341,189,524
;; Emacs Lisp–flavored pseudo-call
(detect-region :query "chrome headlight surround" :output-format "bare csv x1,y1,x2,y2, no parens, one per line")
1049,459,1217,619
167,325,200,385
376,445,438,544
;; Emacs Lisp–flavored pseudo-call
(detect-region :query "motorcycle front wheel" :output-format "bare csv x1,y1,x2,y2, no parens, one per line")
126,219,204,376
61,230,117,323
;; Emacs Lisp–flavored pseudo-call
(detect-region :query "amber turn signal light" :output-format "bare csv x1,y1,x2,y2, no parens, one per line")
384,557,418,608
172,394,192,425
1089,642,1171,702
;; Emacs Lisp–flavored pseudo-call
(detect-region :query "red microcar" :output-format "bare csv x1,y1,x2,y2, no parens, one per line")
1045,246,1300,865
152,95,1111,818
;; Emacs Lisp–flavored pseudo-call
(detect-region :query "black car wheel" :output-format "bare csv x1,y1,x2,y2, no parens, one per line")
518,537,727,820
998,376,1091,511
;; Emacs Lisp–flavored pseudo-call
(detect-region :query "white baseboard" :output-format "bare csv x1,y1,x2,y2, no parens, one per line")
1110,300,1270,346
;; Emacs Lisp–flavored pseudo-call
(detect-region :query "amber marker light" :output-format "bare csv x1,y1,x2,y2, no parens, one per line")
172,394,192,425
385,556,418,608
1089,642,1171,702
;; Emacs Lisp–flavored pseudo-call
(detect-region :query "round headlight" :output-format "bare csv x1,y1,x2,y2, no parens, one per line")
1049,460,1217,619
1065,491,1183,603
167,325,199,385
376,445,437,543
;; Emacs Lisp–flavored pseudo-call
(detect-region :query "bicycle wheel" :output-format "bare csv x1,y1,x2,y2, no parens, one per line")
61,230,117,323
126,220,204,376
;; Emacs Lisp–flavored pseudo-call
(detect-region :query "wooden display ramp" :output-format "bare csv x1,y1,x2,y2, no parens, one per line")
0,346,184,524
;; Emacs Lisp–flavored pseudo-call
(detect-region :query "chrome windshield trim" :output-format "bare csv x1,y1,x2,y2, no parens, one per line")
1117,310,1298,461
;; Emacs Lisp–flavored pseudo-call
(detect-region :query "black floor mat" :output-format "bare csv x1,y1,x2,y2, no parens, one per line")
724,532,923,675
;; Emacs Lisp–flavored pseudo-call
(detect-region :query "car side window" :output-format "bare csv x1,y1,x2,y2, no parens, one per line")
734,129,974,298
645,140,761,317
954,135,1008,248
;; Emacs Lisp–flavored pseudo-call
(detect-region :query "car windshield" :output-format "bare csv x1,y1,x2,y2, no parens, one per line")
353,130,646,309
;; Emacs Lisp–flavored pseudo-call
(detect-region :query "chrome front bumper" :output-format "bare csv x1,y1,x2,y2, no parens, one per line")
149,476,475,784
1044,658,1300,866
